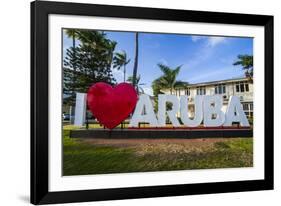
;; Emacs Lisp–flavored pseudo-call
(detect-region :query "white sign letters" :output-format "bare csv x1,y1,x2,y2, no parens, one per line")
129,94,249,127
74,93,249,127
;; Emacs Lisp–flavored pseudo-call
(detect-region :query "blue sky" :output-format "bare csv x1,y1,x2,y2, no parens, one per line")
63,30,253,96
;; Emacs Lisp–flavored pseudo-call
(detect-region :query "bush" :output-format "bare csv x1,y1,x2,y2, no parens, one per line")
248,117,254,125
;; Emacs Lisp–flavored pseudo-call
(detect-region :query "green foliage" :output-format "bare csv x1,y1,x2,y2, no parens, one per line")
233,54,253,79
248,117,254,125
113,50,130,82
63,29,117,105
152,63,188,111
152,78,164,96
151,78,163,111
127,75,145,94
65,29,79,41
153,63,187,94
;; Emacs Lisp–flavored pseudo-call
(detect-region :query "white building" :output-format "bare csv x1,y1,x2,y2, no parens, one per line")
162,77,253,118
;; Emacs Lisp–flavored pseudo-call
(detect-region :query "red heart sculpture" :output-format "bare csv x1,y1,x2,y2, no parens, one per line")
87,82,137,129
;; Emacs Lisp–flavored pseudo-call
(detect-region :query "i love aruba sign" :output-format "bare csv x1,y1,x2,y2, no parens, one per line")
85,82,249,129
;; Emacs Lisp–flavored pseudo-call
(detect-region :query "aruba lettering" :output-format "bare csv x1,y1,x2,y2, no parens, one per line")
129,94,249,127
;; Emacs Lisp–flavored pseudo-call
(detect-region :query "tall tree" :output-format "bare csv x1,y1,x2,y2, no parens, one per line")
64,29,80,121
153,63,187,94
132,32,139,87
233,54,253,79
113,51,130,82
127,75,145,94
65,29,79,86
63,30,117,105
63,46,80,105
65,29,79,51
152,64,187,112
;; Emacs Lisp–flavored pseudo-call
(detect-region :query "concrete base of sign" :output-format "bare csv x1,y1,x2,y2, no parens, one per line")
69,128,253,139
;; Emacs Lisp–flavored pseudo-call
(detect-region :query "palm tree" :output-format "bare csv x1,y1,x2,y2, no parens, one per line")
65,29,79,123
132,32,139,87
78,30,108,51
112,51,130,82
233,54,253,79
65,29,79,50
154,63,187,94
127,75,145,94
65,29,80,75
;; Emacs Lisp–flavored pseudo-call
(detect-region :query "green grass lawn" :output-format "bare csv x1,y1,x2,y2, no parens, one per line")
63,129,253,176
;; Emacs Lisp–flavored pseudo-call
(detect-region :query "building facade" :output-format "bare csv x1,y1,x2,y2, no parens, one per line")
162,77,253,118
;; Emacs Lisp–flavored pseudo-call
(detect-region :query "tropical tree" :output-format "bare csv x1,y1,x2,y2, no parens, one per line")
65,29,79,49
153,63,187,94
65,29,80,76
64,29,80,122
151,64,187,112
113,51,131,82
132,32,139,87
63,30,117,105
233,54,253,79
127,75,145,94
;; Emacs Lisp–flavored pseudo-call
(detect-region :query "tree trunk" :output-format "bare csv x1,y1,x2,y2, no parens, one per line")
72,36,76,111
123,65,126,82
72,36,76,71
132,32,139,87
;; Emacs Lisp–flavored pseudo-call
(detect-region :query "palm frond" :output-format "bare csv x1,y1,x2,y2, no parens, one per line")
233,54,253,79
157,63,172,75
173,65,182,76
65,29,79,38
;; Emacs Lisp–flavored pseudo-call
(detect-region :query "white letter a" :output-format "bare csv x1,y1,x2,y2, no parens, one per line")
224,96,250,127
129,94,158,127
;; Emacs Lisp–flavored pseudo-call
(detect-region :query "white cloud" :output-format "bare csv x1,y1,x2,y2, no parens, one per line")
183,45,213,70
191,36,206,42
183,36,228,72
191,35,226,47
207,37,226,47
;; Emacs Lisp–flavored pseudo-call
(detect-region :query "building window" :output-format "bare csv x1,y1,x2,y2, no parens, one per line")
249,103,253,110
185,88,190,96
240,83,245,92
236,81,249,93
243,104,249,110
242,102,253,118
215,84,226,94
236,84,240,92
245,84,249,92
196,86,206,95
177,89,183,96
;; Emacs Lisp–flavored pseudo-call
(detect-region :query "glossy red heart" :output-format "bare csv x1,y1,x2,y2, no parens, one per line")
87,82,137,129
